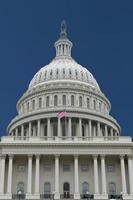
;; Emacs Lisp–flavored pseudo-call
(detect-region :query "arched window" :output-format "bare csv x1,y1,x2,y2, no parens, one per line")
27,102,29,111
56,69,59,78
50,70,53,78
63,182,70,191
17,182,24,194
75,70,78,79
54,95,58,106
69,68,72,77
82,182,89,194
71,95,74,106
87,98,90,109
44,182,51,198
99,102,101,111
79,96,82,107
44,125,47,137
93,99,96,110
32,99,35,110
46,96,49,107
82,125,85,137
53,124,57,136
39,97,42,108
44,70,47,80
108,182,116,194
63,95,66,106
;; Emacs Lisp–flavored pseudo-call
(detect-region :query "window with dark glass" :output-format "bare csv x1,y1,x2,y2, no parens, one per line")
39,97,42,108
71,95,74,106
63,95,66,106
79,96,82,107
87,98,90,109
54,95,58,106
46,96,49,107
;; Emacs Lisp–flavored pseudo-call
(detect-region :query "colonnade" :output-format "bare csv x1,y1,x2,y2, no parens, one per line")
0,154,133,199
10,117,119,139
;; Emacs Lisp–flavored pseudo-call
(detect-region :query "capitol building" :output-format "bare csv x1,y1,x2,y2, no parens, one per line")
0,21,133,200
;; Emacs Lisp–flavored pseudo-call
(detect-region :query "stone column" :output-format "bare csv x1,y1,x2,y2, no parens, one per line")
47,118,51,139
88,120,92,137
58,118,61,137
0,155,6,194
85,123,89,138
105,125,108,137
93,155,99,194
21,124,24,138
127,155,133,195
74,155,80,199
7,155,13,195
110,128,113,137
54,155,60,199
101,155,107,194
37,120,41,137
68,117,72,138
120,155,127,194
93,126,96,137
29,122,32,137
15,128,18,137
78,118,82,138
35,155,40,196
97,122,101,136
27,155,33,195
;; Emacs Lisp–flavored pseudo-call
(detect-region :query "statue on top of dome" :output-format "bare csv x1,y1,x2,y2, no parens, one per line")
60,20,67,39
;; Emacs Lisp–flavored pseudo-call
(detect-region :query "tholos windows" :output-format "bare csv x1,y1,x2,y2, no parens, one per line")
63,95,66,106
71,95,74,106
46,96,49,107
79,96,82,107
54,95,58,106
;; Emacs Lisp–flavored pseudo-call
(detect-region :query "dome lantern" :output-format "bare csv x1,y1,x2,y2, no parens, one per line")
54,20,73,58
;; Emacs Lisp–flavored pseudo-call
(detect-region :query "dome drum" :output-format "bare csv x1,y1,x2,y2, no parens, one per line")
8,21,120,141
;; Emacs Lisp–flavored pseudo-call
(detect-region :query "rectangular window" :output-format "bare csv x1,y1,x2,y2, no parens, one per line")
17,165,25,172
44,163,52,171
81,164,89,171
63,164,70,171
107,164,115,172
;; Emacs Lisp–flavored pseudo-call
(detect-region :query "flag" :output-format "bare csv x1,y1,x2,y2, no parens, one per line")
57,111,66,119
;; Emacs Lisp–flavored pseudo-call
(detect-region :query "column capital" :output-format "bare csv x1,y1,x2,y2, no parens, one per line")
93,154,98,159
74,154,79,159
120,154,125,159
0,154,6,159
100,154,106,159
35,154,40,159
28,154,33,158
55,154,60,158
8,154,14,159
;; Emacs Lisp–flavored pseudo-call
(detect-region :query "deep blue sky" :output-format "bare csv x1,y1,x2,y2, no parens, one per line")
0,0,133,136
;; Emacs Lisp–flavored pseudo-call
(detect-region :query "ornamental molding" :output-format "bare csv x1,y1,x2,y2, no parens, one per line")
0,143,132,156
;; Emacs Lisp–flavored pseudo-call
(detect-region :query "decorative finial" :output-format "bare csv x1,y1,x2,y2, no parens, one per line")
60,20,67,39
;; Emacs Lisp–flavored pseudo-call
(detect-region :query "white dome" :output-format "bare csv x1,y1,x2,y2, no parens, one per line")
28,21,100,91
29,57,100,90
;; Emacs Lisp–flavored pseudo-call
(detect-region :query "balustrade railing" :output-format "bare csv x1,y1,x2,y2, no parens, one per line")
12,194,25,199
9,135,120,142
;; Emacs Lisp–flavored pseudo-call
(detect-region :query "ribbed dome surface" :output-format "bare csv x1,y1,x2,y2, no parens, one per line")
29,21,100,91
28,57,100,90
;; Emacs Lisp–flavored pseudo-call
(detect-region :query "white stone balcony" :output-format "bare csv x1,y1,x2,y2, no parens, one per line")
0,135,132,144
